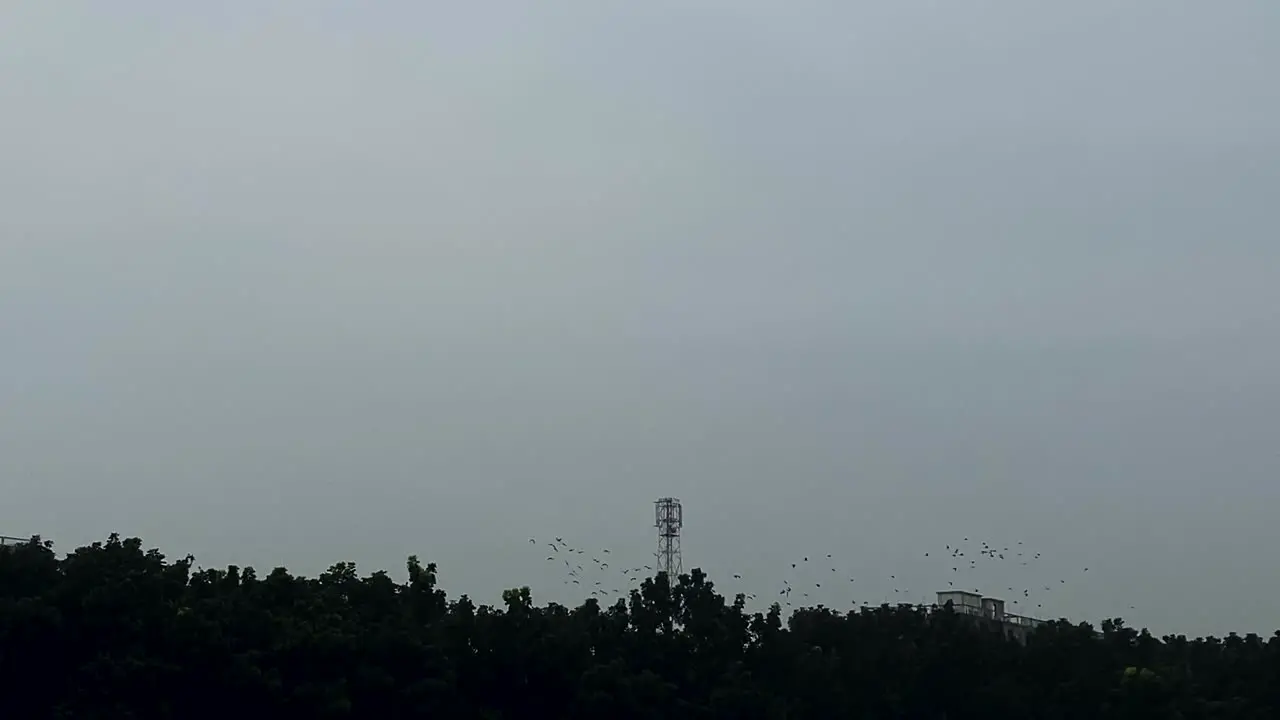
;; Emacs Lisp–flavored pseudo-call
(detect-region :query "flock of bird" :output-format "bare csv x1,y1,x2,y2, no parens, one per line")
524,534,1134,619
528,536,663,601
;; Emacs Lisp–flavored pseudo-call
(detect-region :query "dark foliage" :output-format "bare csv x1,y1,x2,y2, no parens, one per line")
1,535,1276,718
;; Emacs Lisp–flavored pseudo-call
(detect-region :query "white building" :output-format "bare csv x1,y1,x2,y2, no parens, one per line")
935,590,1045,642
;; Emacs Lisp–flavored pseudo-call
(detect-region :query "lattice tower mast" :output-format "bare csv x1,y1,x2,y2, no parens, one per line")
654,497,683,582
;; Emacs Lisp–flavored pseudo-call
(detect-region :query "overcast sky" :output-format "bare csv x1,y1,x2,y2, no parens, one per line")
2,2,1277,637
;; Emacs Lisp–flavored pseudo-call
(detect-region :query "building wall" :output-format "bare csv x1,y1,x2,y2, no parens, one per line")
936,591,983,609
934,590,1045,645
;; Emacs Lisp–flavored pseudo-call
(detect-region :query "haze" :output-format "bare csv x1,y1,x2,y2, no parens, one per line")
2,2,1277,637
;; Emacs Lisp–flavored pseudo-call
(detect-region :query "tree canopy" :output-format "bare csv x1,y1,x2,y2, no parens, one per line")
0,534,1275,718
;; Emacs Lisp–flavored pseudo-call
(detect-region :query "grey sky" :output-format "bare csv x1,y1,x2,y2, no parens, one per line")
2,2,1277,637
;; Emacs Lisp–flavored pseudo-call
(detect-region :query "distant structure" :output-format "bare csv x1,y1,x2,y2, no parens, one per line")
654,497,683,582
935,590,1046,644
0,535,29,549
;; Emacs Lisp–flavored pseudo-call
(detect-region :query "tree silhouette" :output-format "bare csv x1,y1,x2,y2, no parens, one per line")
0,534,1276,718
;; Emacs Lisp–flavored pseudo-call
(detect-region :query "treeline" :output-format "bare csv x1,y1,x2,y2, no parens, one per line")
0,535,1275,718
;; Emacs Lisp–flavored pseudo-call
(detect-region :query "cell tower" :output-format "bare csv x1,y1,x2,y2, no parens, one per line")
654,497,683,582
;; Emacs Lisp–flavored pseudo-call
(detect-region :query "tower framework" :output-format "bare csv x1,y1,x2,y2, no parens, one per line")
654,497,683,582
